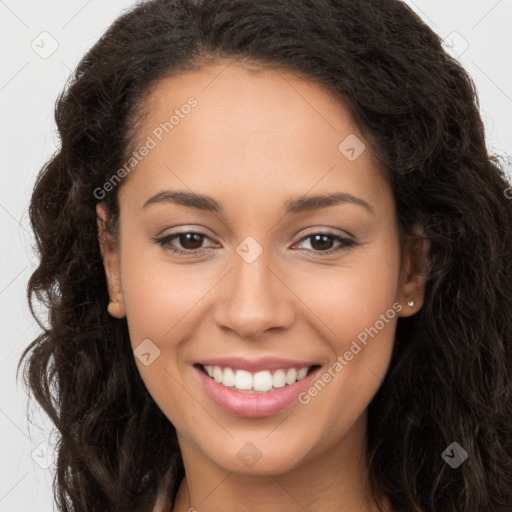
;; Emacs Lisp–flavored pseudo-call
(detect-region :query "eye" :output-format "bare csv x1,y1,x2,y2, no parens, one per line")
153,230,357,257
293,232,356,255
153,231,215,255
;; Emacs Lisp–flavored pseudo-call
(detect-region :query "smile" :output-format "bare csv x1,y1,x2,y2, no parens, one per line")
194,358,321,418
202,365,311,392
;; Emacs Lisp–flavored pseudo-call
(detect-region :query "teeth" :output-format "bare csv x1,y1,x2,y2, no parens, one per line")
223,367,235,387
285,368,297,385
203,365,312,392
297,367,308,380
213,366,223,383
253,371,273,392
272,369,286,388
234,370,253,390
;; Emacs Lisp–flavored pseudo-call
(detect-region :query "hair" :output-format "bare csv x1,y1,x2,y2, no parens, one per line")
19,0,512,511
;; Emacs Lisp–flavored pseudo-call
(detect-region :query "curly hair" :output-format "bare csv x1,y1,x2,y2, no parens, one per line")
20,0,512,511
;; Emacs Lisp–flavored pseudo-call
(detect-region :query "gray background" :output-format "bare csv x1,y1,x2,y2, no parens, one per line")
1,1,511,510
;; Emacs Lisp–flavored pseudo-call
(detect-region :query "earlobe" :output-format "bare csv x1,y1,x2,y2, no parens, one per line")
103,256,126,318
398,230,430,317
107,296,126,318
96,203,126,318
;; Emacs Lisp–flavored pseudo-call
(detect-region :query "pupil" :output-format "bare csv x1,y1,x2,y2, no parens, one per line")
311,234,332,251
180,233,203,249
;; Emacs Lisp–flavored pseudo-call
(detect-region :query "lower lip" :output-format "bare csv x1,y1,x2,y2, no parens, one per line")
195,365,320,418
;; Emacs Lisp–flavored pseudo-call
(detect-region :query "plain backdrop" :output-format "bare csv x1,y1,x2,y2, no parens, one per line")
1,1,511,511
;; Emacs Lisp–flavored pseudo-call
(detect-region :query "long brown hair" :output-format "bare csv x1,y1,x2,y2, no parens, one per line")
20,0,512,510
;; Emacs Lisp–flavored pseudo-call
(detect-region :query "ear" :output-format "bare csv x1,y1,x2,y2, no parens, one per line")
96,203,126,318
397,227,430,317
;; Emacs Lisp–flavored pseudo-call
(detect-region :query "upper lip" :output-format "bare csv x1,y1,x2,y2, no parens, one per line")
196,357,319,373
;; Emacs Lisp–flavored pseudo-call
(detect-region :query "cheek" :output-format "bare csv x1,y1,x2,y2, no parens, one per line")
302,238,402,345
120,241,215,347
293,238,401,417
119,246,213,429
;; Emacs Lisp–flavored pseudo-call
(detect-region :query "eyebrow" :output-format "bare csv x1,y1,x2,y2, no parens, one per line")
142,190,374,215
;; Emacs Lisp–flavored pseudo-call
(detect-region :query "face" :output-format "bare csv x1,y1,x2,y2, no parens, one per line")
98,61,424,476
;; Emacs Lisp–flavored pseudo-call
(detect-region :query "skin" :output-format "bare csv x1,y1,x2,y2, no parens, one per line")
97,60,428,512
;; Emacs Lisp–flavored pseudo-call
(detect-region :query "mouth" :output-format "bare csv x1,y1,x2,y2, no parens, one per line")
195,363,321,394
193,360,322,418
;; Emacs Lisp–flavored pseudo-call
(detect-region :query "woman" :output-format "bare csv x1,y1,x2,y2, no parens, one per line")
20,0,512,511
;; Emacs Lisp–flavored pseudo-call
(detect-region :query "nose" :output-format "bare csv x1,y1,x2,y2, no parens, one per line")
213,249,295,339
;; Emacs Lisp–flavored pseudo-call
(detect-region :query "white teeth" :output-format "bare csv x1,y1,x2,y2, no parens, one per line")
297,367,308,380
234,370,253,390
285,368,297,385
202,365,312,392
223,367,235,387
253,371,273,392
213,366,223,383
272,369,286,388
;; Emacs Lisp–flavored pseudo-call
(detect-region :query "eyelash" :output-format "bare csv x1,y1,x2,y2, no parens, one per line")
153,230,357,256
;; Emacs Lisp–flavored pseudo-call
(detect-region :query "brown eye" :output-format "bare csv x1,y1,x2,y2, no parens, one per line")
154,231,214,255
308,234,336,251
295,232,356,255
176,232,205,250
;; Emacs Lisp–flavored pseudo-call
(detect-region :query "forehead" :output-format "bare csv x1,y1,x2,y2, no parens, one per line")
137,61,358,145
119,61,390,217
